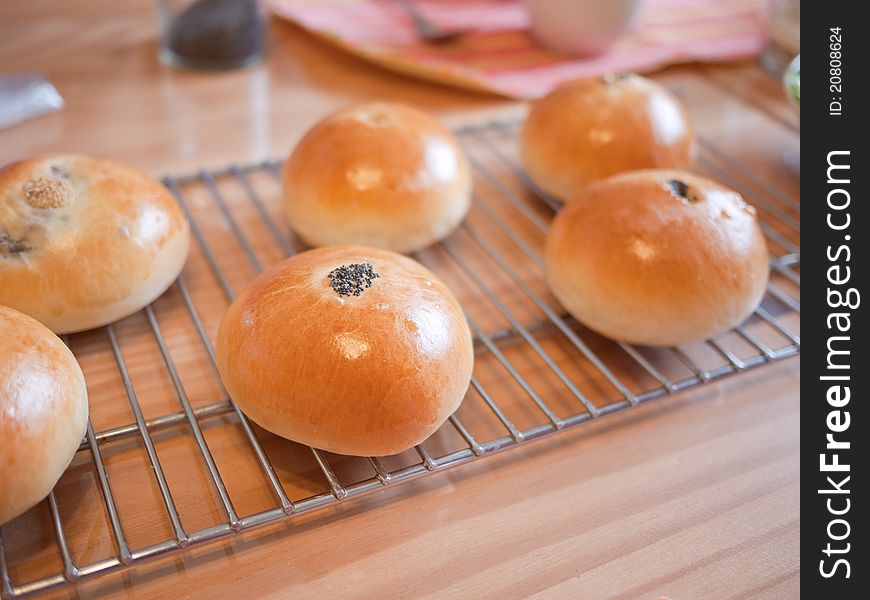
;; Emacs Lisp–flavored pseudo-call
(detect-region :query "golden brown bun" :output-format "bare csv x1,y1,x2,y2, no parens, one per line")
282,103,472,253
521,75,695,201
215,246,474,456
1,305,88,525
545,170,769,346
0,155,190,333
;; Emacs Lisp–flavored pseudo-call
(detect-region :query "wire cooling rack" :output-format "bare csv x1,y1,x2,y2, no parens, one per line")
0,118,799,598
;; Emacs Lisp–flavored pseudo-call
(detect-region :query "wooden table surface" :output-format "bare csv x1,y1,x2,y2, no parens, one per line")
1,2,800,599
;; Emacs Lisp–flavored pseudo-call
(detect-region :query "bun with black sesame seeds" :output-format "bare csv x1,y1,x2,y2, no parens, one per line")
521,74,695,201
0,155,191,333
282,102,472,254
214,245,474,457
545,170,769,346
1,305,88,525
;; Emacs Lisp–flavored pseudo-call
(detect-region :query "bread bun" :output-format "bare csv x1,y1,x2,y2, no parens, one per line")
545,170,769,346
521,74,694,201
282,103,472,253
0,155,190,333
215,246,474,456
1,305,88,525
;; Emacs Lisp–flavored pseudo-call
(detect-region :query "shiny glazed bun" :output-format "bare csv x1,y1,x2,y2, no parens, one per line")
0,155,190,333
545,170,769,346
1,305,88,525
282,102,472,253
521,74,695,201
215,246,474,456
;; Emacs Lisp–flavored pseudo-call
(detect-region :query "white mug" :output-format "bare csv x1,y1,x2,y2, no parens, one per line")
525,0,643,56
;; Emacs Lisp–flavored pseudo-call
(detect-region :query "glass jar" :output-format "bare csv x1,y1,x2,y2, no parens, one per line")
157,0,267,71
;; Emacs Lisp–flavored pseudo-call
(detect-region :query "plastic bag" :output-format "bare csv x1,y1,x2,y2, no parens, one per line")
0,74,64,130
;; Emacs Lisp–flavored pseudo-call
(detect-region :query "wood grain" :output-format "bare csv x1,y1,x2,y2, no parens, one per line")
0,2,800,598
29,361,802,600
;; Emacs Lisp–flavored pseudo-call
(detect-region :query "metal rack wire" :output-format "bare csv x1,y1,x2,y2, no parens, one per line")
0,118,799,599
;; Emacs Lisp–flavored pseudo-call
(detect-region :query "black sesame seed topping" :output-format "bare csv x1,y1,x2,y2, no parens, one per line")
327,263,380,297
665,179,689,197
664,178,699,203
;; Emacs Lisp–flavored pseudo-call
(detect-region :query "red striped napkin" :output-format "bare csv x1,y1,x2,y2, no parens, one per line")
268,0,767,98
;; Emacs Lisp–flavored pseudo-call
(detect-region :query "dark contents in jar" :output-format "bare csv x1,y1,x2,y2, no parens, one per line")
166,0,265,69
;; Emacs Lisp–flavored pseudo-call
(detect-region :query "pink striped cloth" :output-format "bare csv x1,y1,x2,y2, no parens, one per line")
268,0,767,98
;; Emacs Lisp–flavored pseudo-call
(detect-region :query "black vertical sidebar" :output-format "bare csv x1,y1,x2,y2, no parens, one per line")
803,2,867,597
